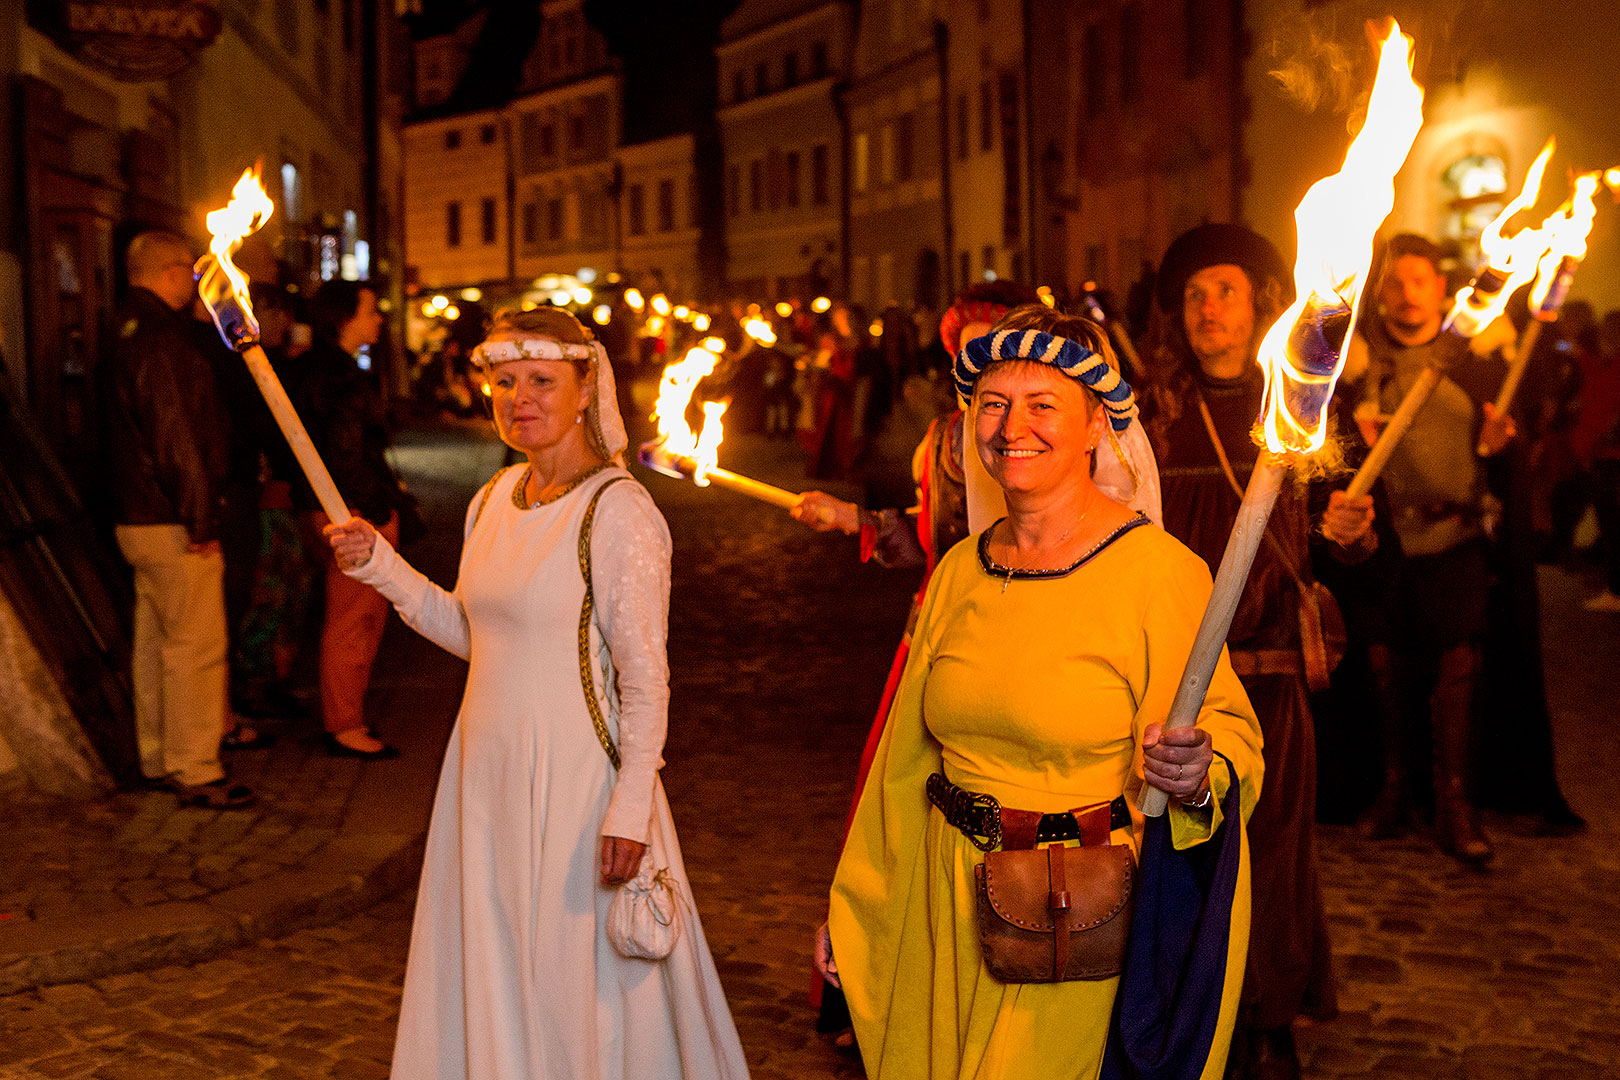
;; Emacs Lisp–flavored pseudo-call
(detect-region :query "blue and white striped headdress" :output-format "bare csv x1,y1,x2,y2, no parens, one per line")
955,329,1139,431
953,327,1161,528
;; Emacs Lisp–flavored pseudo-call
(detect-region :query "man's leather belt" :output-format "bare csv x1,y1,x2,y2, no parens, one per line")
926,773,1128,853
1228,648,1302,676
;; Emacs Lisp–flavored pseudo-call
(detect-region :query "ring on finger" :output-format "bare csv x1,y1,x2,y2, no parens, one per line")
1174,763,1183,780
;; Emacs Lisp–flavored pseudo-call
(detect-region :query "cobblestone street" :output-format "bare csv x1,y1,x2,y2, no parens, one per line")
1,418,1616,1079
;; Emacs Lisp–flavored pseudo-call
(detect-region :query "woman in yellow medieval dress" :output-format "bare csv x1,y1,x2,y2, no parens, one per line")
821,307,1264,1080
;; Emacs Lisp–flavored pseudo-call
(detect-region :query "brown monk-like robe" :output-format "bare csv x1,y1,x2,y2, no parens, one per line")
1145,364,1340,1030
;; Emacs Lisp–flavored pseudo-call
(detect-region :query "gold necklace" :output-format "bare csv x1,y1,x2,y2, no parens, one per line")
995,503,1092,593
512,460,610,510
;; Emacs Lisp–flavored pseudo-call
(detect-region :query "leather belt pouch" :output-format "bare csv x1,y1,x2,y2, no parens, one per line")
973,841,1136,983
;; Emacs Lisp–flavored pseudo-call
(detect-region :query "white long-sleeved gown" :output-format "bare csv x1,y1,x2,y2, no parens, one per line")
350,465,750,1080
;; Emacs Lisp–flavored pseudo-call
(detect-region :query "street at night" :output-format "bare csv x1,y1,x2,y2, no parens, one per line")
5,1,1620,1078
1,422,1616,1079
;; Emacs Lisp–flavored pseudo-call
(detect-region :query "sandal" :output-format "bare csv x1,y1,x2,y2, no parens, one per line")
167,778,257,809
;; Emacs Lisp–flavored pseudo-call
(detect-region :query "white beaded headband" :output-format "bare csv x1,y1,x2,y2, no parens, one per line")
471,338,603,365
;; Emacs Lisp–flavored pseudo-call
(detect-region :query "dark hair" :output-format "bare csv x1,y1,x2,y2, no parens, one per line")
311,280,374,344
1139,269,1286,454
1384,232,1445,274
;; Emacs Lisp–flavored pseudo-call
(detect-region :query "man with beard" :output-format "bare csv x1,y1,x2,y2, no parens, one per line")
1143,223,1374,1080
1347,233,1581,856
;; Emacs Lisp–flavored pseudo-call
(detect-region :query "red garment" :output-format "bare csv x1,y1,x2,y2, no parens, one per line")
306,510,400,734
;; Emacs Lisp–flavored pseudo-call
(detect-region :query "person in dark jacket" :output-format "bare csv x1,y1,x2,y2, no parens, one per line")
105,230,253,808
286,279,403,758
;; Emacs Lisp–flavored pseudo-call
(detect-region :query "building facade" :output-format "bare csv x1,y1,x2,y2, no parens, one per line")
715,0,853,300
844,0,946,312
617,134,701,300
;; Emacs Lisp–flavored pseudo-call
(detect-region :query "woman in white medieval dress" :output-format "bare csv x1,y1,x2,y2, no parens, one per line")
324,307,750,1080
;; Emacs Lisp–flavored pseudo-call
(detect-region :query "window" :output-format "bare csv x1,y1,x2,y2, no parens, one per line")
896,113,915,182
879,123,895,185
983,245,997,280
1084,25,1106,117
480,123,497,145
784,51,799,87
754,61,768,96
519,113,542,172
853,132,869,193
733,70,747,103
979,81,994,152
445,128,461,150
727,164,741,217
568,114,586,152
1442,153,1510,266
480,197,497,245
1119,5,1142,103
522,202,539,244
959,250,971,287
545,198,563,241
811,144,829,206
540,123,556,159
767,149,783,211
1183,0,1209,78
956,94,969,160
749,159,763,212
785,152,800,208
657,179,676,231
446,201,461,247
627,184,645,236
811,41,828,78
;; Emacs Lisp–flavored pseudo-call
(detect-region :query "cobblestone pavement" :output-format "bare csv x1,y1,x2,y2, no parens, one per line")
1,417,1616,1078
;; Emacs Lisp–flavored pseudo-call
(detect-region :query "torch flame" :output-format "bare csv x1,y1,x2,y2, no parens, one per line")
651,345,721,468
198,168,275,348
1447,141,1555,331
1257,21,1424,455
1527,172,1603,311
692,401,728,484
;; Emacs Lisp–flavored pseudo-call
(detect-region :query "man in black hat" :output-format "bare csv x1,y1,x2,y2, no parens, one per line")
1142,223,1374,1080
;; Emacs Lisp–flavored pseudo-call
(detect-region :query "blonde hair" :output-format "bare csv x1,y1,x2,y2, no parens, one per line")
484,306,596,376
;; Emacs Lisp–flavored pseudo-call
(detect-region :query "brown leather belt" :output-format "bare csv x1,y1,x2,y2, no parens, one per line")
926,773,1128,852
1228,648,1302,676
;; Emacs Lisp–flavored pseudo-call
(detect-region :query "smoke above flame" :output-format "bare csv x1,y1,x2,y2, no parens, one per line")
1257,20,1424,456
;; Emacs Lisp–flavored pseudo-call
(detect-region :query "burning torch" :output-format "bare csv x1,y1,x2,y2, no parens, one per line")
1143,21,1424,816
196,169,351,525
1346,142,1563,498
639,345,833,521
1485,171,1603,448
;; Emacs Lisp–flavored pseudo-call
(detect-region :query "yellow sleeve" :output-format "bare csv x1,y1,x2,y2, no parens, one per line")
1129,543,1264,850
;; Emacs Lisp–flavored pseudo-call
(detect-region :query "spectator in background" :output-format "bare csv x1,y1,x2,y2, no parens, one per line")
287,280,408,759
807,303,861,480
104,231,253,808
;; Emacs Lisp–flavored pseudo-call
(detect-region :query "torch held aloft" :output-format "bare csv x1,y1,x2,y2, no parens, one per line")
1140,454,1288,818
1344,364,1443,499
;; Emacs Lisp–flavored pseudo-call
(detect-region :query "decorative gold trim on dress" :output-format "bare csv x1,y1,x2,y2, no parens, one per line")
576,476,628,769
514,460,611,510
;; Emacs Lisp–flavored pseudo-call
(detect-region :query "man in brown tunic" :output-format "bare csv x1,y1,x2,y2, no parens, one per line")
1143,224,1374,1080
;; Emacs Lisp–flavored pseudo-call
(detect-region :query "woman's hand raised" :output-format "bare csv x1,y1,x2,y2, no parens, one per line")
325,516,378,571
1142,722,1214,805
599,835,648,887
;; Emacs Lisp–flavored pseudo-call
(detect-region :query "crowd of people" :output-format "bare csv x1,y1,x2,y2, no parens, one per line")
97,211,1612,1080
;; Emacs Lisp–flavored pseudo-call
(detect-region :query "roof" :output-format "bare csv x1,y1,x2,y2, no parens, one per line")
721,0,842,43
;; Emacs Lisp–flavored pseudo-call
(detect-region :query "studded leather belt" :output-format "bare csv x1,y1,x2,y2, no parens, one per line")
926,772,1129,852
